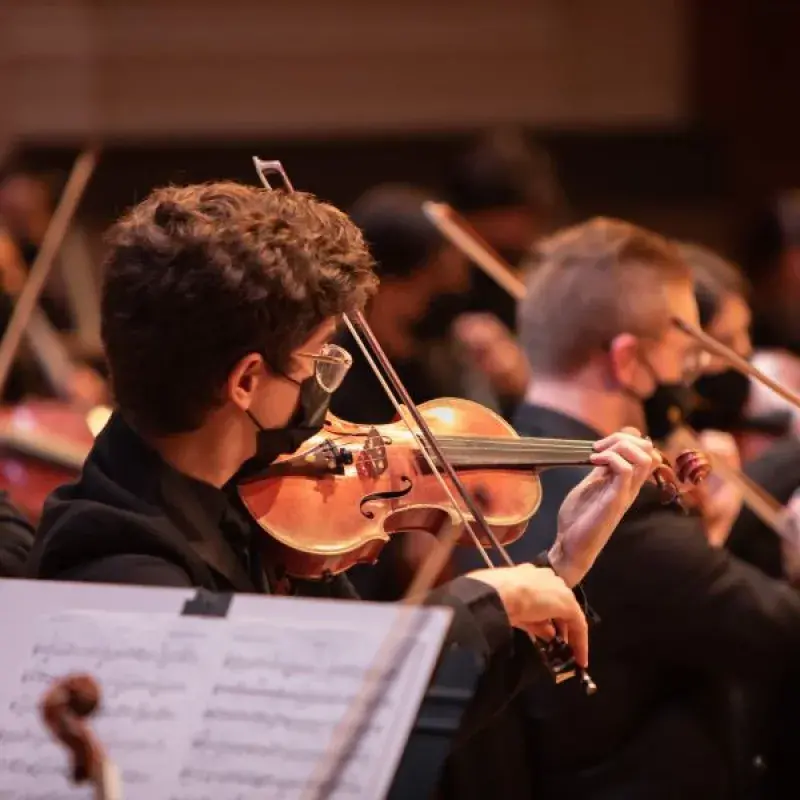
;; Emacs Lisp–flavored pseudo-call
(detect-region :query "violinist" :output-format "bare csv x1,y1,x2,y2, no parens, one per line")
452,218,800,800
28,182,658,760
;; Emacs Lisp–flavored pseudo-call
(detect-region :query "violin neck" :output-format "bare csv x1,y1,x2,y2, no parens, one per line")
433,436,595,470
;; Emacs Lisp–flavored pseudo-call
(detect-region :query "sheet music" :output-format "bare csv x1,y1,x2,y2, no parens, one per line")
0,601,451,800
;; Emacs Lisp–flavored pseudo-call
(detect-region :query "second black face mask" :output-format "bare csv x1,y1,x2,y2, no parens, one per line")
689,368,751,432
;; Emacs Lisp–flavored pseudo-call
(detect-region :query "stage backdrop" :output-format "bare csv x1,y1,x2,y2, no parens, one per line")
0,0,687,142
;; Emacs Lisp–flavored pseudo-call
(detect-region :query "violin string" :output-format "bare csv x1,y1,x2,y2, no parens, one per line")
342,315,496,569
434,434,597,447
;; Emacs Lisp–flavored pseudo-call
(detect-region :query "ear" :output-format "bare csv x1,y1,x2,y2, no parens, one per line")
226,353,265,411
608,333,643,387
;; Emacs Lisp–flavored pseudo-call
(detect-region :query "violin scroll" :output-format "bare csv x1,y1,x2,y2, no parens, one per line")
651,448,710,505
40,673,103,784
674,449,711,486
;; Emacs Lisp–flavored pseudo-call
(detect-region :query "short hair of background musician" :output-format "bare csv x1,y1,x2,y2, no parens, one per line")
518,217,691,376
101,181,377,435
677,242,750,329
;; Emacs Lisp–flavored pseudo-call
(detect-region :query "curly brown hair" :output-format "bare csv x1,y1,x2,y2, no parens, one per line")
101,181,377,434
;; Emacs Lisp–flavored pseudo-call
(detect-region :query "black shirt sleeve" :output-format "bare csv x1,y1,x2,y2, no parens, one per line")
424,575,543,746
591,500,800,681
0,491,35,577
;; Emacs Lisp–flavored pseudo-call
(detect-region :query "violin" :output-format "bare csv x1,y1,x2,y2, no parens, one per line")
40,673,122,800
238,397,709,580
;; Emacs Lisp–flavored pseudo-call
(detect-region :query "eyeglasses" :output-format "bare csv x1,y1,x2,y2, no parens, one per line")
295,343,353,393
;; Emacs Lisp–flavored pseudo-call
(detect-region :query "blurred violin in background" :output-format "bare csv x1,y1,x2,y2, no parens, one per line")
0,148,107,520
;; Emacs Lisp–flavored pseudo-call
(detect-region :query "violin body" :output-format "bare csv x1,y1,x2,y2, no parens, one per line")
239,398,545,579
0,400,93,521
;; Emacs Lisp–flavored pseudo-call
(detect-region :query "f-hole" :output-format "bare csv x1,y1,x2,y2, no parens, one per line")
359,476,413,519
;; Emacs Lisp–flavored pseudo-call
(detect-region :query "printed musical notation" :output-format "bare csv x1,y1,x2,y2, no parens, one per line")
0,598,450,800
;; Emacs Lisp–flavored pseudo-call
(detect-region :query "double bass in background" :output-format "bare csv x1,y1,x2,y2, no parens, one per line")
0,148,109,521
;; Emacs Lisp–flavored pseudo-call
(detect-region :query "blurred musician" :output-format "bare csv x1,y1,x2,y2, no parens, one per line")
728,349,800,581
442,126,566,330
743,349,800,461
331,183,477,424
27,182,657,767
451,218,800,800
332,182,530,426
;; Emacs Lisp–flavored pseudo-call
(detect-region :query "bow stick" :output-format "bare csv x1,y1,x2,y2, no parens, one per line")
0,146,100,401
252,160,592,800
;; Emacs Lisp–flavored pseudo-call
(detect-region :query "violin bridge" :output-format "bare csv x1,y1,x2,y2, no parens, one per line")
355,428,388,479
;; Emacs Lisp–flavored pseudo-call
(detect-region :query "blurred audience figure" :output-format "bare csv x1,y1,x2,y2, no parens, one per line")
740,189,800,354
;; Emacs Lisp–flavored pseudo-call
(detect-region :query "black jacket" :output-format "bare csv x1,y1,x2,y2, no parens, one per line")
27,412,545,787
452,404,800,799
0,491,34,577
727,434,800,579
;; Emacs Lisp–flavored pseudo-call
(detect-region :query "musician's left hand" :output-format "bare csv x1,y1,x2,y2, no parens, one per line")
550,428,660,587
451,312,531,400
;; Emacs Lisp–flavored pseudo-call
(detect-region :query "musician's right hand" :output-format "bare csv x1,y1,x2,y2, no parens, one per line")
465,563,589,667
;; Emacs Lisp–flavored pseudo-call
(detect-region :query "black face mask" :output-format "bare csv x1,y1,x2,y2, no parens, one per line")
623,356,696,441
642,381,696,441
236,376,330,481
688,368,751,432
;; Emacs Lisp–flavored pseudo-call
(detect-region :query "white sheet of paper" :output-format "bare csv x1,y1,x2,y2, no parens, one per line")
0,588,451,800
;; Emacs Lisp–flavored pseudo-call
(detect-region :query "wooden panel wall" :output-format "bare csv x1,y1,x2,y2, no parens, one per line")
0,0,688,141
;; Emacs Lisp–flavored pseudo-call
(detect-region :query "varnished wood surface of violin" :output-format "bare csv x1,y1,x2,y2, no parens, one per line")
0,400,94,520
239,397,707,580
